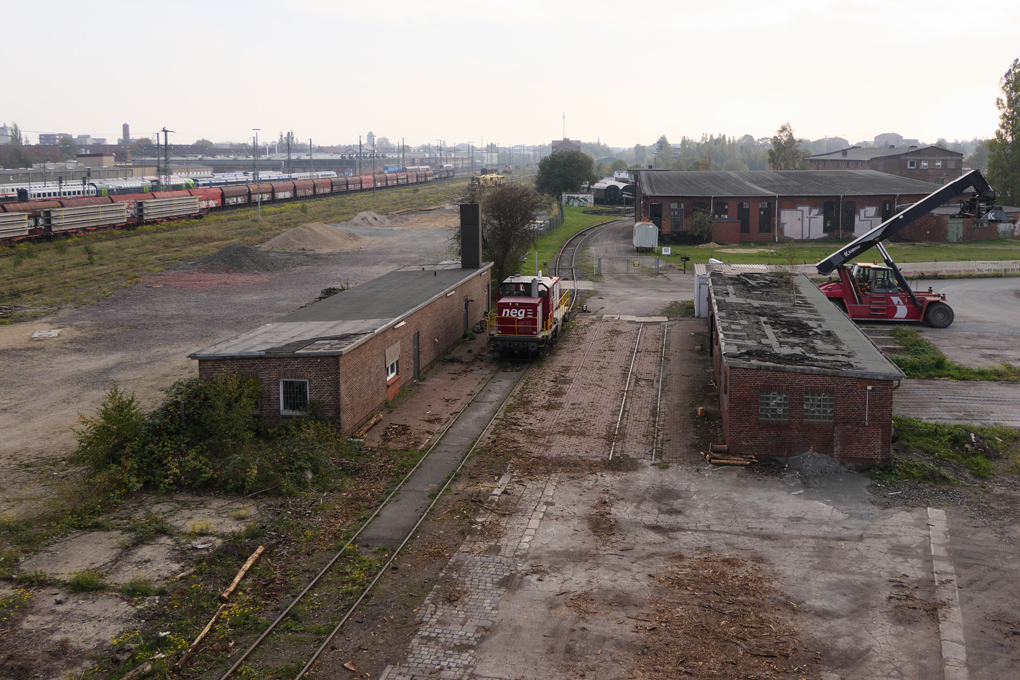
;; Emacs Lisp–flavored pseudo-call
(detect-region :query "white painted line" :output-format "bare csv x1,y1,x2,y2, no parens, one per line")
928,507,968,680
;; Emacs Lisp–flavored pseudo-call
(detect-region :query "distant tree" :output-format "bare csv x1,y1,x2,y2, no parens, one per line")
57,135,78,161
136,137,153,146
534,150,597,196
609,159,628,173
633,144,647,165
966,139,990,172
654,135,673,169
934,138,950,149
194,138,215,148
480,184,546,287
722,158,750,172
671,158,686,171
988,58,1020,206
768,123,808,170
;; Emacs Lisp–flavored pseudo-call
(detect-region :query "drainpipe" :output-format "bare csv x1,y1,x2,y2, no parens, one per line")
774,196,780,243
839,195,843,240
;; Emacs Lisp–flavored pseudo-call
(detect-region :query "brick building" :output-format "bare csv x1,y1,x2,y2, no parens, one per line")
190,214,491,431
633,169,940,242
806,145,963,185
708,268,903,464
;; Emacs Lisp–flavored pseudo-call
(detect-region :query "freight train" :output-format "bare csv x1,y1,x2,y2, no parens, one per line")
488,273,571,358
0,168,455,246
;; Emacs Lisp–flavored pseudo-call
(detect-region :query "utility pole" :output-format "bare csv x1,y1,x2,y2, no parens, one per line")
253,128,261,219
358,136,362,176
309,138,313,175
161,127,173,190
286,130,292,175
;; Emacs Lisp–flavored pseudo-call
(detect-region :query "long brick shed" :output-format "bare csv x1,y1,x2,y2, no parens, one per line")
190,259,492,432
708,268,903,464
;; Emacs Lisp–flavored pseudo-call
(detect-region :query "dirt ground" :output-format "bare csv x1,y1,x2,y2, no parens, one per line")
3,212,1020,679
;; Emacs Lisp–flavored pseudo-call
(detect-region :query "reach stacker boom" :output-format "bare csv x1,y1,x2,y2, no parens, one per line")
815,170,1005,328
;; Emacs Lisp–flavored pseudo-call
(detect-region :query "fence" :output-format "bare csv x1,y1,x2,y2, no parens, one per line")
597,256,661,275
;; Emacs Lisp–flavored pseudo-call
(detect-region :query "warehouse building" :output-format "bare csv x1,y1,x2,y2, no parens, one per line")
708,267,903,464
190,209,491,431
632,170,942,243
806,145,963,185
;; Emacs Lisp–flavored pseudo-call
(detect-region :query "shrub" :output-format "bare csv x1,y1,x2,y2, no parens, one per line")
75,376,346,495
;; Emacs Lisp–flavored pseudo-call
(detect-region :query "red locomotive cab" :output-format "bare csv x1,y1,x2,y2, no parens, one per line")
489,274,566,358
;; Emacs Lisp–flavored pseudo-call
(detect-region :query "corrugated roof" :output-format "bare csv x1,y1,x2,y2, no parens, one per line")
709,270,902,380
636,169,941,198
190,263,491,359
807,145,962,161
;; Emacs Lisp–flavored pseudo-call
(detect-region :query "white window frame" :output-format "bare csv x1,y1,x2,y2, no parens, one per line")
907,160,917,169
920,160,929,169
279,379,309,416
387,359,399,380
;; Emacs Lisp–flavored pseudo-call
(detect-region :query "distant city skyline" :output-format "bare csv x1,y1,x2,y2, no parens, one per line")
4,1,1019,150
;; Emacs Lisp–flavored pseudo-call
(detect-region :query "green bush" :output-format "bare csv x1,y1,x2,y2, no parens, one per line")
75,376,346,495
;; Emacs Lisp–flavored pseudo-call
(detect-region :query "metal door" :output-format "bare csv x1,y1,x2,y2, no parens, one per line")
412,332,420,381
842,201,856,238
737,202,750,234
948,218,963,243
649,203,662,229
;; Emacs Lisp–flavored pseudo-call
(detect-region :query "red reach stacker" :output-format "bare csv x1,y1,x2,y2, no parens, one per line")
815,170,1006,328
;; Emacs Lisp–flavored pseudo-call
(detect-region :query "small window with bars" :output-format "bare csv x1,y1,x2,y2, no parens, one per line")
280,379,309,416
804,392,835,423
758,391,789,422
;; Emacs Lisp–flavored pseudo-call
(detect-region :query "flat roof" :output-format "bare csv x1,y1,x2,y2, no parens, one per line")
635,169,941,199
709,270,903,380
190,263,491,360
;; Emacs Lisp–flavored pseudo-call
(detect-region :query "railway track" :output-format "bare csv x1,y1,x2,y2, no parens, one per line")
210,365,529,680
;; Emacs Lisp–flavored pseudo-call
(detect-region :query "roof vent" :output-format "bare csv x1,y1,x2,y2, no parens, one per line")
841,149,848,157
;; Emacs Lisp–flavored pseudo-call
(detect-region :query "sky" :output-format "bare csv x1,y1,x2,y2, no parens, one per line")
4,0,1019,151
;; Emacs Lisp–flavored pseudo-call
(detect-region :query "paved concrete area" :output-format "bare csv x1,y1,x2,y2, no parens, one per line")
895,379,1020,427
359,368,526,550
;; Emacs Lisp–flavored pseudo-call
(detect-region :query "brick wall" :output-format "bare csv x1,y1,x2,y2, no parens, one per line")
197,269,491,433
638,194,928,242
710,316,893,464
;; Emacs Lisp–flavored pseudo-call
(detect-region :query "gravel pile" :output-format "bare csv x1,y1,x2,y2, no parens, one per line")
346,211,394,229
261,223,366,253
190,243,292,274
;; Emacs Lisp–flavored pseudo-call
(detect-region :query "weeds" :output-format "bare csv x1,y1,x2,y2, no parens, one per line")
872,416,1020,483
67,569,107,592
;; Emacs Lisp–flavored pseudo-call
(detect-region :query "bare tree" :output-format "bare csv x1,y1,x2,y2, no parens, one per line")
481,184,546,287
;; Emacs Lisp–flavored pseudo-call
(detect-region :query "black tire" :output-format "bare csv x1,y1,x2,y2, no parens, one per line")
924,302,954,328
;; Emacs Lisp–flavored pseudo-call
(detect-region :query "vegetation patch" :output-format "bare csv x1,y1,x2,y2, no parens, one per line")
660,300,695,319
871,416,1020,483
888,327,1020,380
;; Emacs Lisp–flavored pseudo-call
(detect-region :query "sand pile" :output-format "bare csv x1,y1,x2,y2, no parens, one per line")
261,222,367,252
347,211,394,228
192,244,290,274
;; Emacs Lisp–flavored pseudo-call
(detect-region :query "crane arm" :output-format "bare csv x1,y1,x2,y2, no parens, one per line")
816,170,998,275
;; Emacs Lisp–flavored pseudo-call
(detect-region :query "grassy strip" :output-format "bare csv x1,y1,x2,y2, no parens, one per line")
0,178,469,318
653,238,1020,269
520,206,613,276
872,415,1020,483
888,327,1020,380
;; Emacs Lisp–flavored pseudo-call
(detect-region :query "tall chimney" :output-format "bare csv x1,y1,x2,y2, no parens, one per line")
460,203,482,269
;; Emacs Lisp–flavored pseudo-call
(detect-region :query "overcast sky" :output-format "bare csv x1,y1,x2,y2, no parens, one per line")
5,0,1019,150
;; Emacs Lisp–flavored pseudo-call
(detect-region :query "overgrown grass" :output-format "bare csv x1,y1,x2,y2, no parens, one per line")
660,300,695,319
0,178,470,317
520,205,614,276
888,327,1020,380
872,416,1020,483
67,569,107,592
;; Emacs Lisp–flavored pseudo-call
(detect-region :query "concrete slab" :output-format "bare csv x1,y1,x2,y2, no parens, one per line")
167,501,257,535
895,379,1020,427
359,369,525,550
20,590,138,650
21,531,130,579
107,535,185,585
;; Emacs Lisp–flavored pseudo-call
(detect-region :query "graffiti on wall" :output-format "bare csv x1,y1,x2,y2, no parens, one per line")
854,206,883,236
562,193,593,207
780,206,825,239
